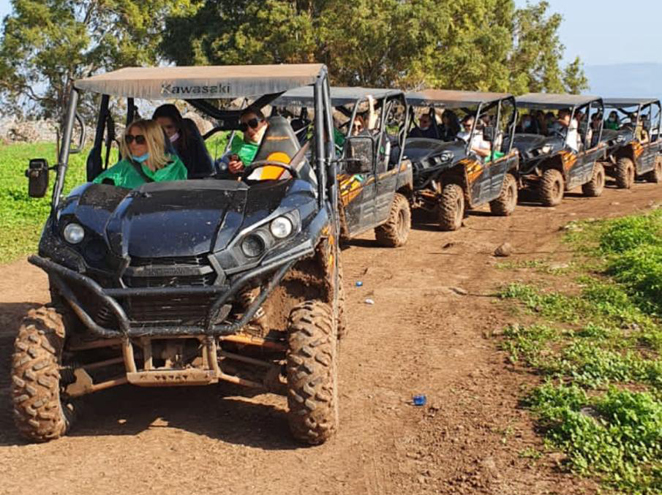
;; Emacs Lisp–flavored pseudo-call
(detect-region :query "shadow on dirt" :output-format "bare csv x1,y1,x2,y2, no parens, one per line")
0,304,303,451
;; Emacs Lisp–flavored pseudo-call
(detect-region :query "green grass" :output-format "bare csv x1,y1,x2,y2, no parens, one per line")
498,210,662,494
0,142,89,263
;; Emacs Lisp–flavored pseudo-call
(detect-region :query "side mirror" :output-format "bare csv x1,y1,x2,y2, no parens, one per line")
483,125,496,143
345,136,375,174
25,159,50,198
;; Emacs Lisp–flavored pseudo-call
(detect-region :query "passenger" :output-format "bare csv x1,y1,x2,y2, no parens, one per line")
152,104,214,178
518,114,538,134
636,115,650,143
535,110,547,135
352,115,368,135
458,115,491,159
545,112,556,135
549,109,580,152
605,111,620,130
93,119,187,188
439,110,460,141
227,107,269,175
409,113,438,139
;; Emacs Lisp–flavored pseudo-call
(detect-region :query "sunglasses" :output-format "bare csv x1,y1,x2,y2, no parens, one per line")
125,134,146,145
239,118,261,132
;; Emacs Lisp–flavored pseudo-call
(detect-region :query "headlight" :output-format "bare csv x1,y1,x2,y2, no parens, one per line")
541,144,553,154
63,222,85,245
440,150,454,162
270,216,293,239
241,234,265,258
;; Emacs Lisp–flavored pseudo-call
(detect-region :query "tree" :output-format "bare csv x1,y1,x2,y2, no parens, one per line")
509,1,588,94
162,0,587,95
0,0,198,119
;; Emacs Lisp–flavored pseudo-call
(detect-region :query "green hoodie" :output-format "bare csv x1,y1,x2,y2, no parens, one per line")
93,155,187,189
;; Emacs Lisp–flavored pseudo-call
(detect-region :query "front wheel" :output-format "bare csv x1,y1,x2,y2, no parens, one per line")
582,162,606,197
437,183,465,231
615,157,635,189
489,173,518,216
645,157,662,183
375,193,411,247
286,301,338,445
12,306,71,442
539,169,564,207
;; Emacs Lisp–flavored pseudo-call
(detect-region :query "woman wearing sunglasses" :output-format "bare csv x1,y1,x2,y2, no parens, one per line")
227,107,269,175
93,119,187,188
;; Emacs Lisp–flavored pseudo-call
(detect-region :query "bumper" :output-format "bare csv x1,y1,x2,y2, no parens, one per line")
31,252,302,339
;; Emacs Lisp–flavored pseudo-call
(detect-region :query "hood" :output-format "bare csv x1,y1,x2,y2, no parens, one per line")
404,138,466,164
601,128,634,150
510,133,565,163
61,180,299,259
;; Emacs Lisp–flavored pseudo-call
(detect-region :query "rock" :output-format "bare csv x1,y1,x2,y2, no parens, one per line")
364,298,375,305
494,242,513,257
450,287,469,296
610,202,621,206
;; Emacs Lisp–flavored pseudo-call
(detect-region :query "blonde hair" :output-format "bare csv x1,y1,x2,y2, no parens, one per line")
120,119,171,172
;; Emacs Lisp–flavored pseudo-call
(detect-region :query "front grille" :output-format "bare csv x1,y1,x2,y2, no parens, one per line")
123,255,217,288
127,295,217,326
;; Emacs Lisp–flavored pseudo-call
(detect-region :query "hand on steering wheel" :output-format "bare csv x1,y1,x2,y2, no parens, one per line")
241,160,299,180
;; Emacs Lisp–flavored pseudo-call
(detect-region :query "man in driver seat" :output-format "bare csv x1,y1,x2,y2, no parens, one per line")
228,107,269,175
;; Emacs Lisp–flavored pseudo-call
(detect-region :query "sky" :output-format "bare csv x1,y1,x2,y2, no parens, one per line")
1,0,660,67
514,0,662,66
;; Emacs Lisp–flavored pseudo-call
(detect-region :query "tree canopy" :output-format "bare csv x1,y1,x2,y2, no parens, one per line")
0,0,588,118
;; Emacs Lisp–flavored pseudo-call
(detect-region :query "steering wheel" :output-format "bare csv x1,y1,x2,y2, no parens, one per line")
242,159,299,180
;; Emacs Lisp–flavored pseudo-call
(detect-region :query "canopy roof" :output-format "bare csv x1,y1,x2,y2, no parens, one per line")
74,64,326,99
273,86,401,107
516,93,602,109
406,90,512,108
603,97,660,108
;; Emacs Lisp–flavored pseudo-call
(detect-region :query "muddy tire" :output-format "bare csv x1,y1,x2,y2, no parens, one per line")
286,301,338,445
539,169,564,207
375,193,411,247
489,173,518,216
437,183,465,231
582,162,606,197
644,157,662,183
615,157,635,189
12,306,71,443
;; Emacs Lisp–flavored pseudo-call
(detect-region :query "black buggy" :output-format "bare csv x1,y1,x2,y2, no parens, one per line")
18,64,344,445
273,87,413,247
513,94,606,206
599,98,662,188
404,90,520,231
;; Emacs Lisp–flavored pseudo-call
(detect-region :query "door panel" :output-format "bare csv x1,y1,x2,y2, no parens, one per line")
339,173,376,236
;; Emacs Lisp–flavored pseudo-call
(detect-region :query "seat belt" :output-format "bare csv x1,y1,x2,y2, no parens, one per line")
129,159,155,183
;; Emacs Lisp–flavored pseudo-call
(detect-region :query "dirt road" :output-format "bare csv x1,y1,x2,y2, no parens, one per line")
1,183,660,495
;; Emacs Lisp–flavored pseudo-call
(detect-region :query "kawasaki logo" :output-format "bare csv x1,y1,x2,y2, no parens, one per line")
161,83,231,96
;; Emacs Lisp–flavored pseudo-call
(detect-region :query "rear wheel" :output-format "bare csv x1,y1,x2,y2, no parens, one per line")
645,157,662,183
286,301,338,445
375,193,411,247
615,157,635,189
489,173,518,216
437,183,465,231
539,169,564,207
12,306,71,442
582,162,606,197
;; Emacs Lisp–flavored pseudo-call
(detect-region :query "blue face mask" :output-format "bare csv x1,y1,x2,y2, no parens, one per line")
132,153,150,163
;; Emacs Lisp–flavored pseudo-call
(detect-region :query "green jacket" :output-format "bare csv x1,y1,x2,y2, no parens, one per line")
93,155,187,189
230,134,259,166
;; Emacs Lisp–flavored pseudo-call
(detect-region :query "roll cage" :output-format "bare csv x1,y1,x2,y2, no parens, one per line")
515,93,605,150
603,98,662,140
53,64,338,212
405,89,518,156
